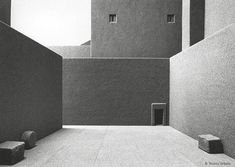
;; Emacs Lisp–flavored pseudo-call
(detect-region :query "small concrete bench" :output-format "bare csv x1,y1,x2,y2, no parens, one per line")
198,134,223,154
0,141,25,165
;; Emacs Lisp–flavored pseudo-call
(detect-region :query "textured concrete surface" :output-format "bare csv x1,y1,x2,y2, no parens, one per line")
8,126,235,167
198,135,223,154
92,0,182,58
0,0,11,25
0,141,25,165
0,21,62,143
170,24,235,158
205,0,235,37
63,58,169,125
21,131,37,149
48,45,91,58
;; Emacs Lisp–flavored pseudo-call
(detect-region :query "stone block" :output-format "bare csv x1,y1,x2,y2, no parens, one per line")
21,131,37,149
198,134,223,153
0,141,25,165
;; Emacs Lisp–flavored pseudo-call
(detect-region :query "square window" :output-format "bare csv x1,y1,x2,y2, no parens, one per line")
109,14,117,23
167,14,175,23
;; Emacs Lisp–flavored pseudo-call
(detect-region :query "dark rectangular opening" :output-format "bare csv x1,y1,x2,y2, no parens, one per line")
155,109,163,125
109,14,117,23
167,14,175,23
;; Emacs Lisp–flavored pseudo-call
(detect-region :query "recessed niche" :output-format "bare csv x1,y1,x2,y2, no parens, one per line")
155,109,164,125
109,14,117,23
167,14,175,23
151,103,167,126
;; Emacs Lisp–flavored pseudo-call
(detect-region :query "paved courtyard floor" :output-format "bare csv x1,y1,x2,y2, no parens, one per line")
8,126,235,167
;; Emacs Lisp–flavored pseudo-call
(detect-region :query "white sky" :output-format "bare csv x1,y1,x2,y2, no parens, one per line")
11,0,91,46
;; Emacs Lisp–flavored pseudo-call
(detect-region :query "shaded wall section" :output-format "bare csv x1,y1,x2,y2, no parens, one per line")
48,45,91,58
205,0,235,37
0,0,11,25
92,0,182,58
170,24,235,158
182,0,205,49
0,21,62,143
63,58,169,125
190,0,205,46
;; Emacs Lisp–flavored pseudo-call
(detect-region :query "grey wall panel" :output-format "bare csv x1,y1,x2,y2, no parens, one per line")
182,0,205,49
190,0,205,46
63,58,169,125
205,0,235,37
0,0,11,25
48,46,91,58
0,22,62,143
170,24,235,158
91,0,182,58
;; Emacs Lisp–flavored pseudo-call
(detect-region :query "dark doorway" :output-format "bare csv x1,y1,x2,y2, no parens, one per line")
151,103,167,126
155,109,164,125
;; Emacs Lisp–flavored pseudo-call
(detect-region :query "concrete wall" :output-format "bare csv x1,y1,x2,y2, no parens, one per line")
170,24,235,158
190,0,205,46
92,0,182,58
182,0,205,49
48,46,91,58
205,0,235,37
0,21,62,143
63,58,169,125
0,0,11,25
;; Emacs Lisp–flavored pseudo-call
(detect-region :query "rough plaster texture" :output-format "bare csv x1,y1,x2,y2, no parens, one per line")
0,21,62,143
48,46,91,58
0,0,11,25
170,24,235,158
205,0,235,37
92,0,182,58
63,58,169,125
10,126,235,167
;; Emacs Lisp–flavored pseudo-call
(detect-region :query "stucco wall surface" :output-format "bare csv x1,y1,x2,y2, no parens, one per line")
92,0,182,58
170,24,235,158
0,22,62,143
205,0,235,37
48,45,91,58
63,58,169,125
0,0,11,25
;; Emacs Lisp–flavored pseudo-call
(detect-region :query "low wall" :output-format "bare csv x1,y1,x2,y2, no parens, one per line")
48,46,90,58
63,58,169,125
0,22,62,143
170,24,235,158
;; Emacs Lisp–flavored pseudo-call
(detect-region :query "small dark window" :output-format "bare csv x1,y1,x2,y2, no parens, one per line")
167,14,175,23
109,14,117,23
155,109,164,125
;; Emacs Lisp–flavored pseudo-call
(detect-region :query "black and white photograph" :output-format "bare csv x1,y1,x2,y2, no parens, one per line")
0,0,234,166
